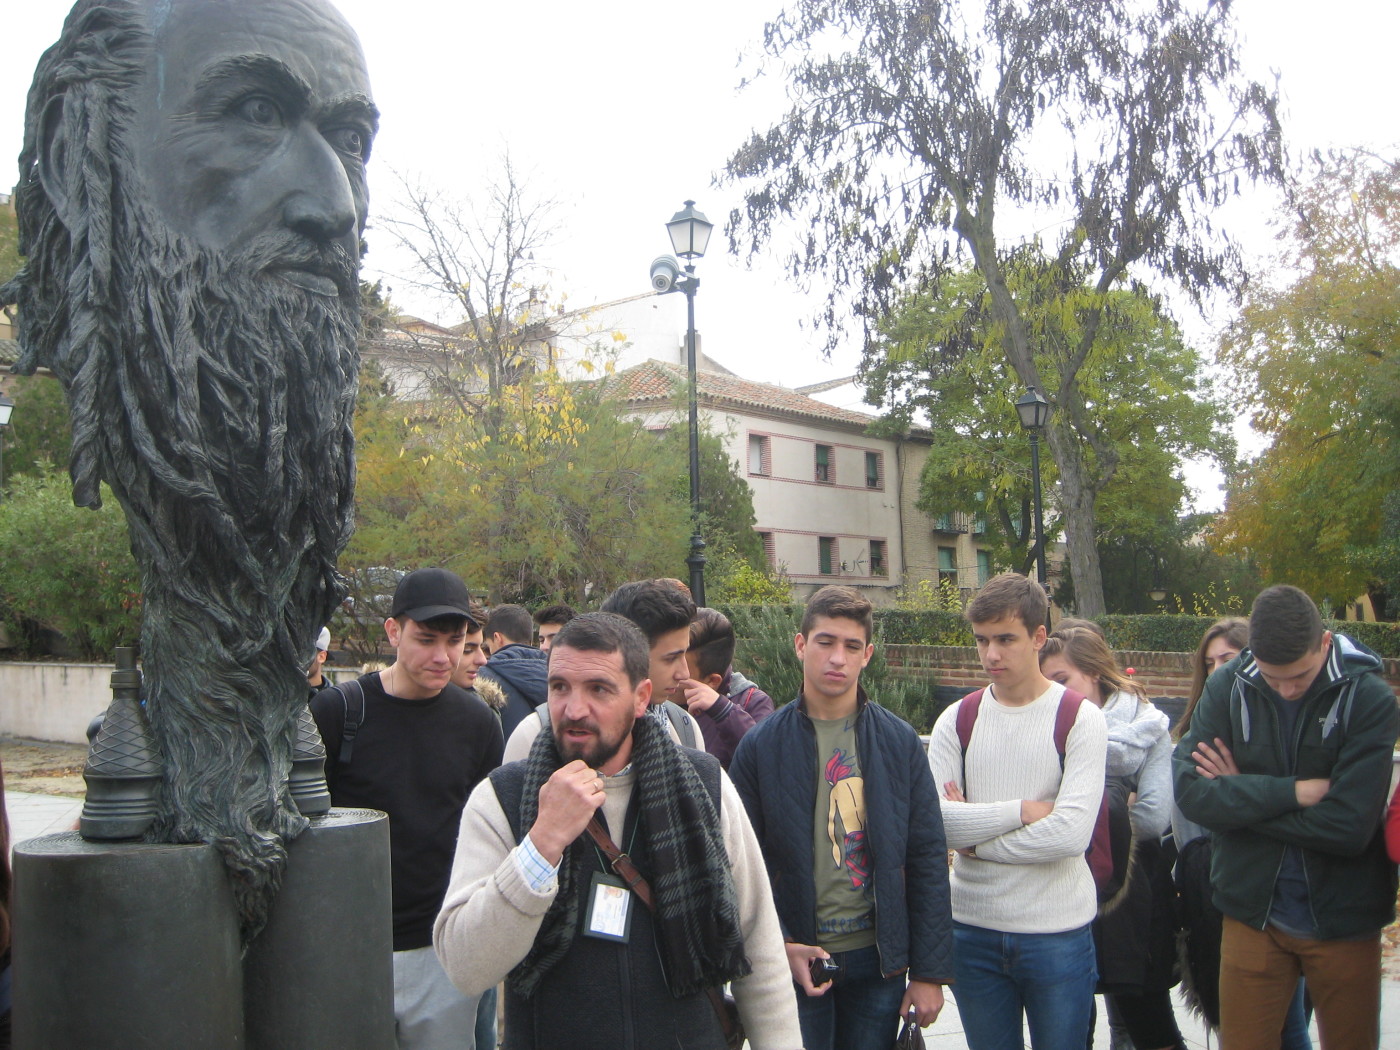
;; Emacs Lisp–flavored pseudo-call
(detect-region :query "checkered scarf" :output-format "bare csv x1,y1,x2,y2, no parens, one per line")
507,715,752,999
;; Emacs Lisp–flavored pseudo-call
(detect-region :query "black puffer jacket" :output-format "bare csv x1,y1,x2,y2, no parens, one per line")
730,690,954,982
478,644,548,740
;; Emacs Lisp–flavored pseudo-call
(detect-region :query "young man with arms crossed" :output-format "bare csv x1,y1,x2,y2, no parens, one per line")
311,568,504,1049
731,585,952,1050
1174,585,1399,1050
927,572,1106,1049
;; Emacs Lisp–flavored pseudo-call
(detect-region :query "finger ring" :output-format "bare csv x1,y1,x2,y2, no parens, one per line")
596,777,605,792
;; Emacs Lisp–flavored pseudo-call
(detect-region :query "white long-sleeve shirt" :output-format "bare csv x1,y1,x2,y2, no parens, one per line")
927,682,1107,934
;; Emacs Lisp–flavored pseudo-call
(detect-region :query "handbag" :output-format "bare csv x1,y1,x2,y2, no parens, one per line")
586,818,745,1050
895,1013,926,1050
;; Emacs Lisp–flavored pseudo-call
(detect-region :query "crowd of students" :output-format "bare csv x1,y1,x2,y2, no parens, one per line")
304,569,1397,1050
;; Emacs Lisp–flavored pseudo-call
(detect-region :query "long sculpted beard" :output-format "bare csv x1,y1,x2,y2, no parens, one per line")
87,204,359,935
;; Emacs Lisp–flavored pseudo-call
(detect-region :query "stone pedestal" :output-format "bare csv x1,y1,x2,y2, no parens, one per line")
14,809,394,1050
243,809,394,1049
14,835,244,1049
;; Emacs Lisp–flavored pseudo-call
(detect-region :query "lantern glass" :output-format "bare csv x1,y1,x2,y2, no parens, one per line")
1014,388,1051,430
666,201,713,260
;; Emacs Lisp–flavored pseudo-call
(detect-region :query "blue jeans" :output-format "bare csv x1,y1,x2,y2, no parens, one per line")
795,944,906,1050
1280,979,1311,1050
951,921,1097,1050
474,985,497,1050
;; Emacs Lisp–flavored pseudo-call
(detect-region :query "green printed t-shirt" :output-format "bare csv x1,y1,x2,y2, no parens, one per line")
811,715,875,952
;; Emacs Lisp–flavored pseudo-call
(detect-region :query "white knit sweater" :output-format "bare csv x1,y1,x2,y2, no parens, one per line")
433,766,803,1050
927,682,1107,934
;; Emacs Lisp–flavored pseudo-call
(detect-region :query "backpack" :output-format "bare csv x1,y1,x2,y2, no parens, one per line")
332,678,368,765
954,687,1121,900
535,698,699,750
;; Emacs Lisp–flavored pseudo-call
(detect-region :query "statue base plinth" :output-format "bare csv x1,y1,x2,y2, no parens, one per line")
14,808,394,1050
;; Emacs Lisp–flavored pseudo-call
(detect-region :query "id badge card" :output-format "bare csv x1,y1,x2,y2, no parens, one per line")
583,871,633,943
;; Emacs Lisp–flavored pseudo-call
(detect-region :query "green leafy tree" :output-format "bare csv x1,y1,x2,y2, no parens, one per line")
0,200,19,289
724,0,1284,615
0,373,72,486
867,266,1230,610
0,471,141,658
339,361,707,624
1216,149,1400,614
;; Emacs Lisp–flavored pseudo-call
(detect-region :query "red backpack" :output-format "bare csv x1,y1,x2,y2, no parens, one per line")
954,688,1121,899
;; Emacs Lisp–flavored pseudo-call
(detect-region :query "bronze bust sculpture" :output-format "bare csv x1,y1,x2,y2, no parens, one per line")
2,0,377,934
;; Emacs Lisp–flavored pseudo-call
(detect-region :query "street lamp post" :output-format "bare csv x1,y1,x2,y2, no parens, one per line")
1014,388,1052,623
656,201,714,605
0,393,14,502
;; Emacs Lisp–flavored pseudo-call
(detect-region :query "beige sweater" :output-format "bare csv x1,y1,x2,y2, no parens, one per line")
927,682,1107,934
434,764,804,1050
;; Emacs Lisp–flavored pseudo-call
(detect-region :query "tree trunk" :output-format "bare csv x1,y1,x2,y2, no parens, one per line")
1043,420,1107,617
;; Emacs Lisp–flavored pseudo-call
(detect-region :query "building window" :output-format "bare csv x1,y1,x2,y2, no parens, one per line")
748,434,771,476
815,444,833,483
819,536,838,575
865,451,882,489
937,546,958,588
757,531,776,568
976,549,991,587
869,540,887,577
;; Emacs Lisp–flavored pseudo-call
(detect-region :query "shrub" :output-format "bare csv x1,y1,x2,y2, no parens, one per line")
715,603,943,730
0,471,142,659
1098,613,1398,658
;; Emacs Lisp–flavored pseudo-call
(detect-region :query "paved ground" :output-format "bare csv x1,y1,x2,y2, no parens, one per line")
7,738,1400,1047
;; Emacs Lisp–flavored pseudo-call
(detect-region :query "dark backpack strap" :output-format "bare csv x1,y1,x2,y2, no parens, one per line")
1052,688,1117,895
1052,688,1087,770
337,678,366,766
954,688,986,795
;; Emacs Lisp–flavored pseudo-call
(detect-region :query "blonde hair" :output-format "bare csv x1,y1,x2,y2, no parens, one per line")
1040,627,1145,705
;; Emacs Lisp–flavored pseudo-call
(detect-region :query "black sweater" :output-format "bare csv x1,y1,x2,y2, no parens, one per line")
311,672,504,949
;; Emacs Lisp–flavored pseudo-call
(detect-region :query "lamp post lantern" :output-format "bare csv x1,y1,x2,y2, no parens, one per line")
653,201,714,605
0,392,13,502
1014,388,1052,622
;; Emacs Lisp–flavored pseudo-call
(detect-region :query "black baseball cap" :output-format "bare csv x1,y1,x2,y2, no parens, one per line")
390,568,477,625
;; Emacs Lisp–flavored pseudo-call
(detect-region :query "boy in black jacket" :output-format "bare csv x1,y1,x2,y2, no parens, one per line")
730,585,952,1050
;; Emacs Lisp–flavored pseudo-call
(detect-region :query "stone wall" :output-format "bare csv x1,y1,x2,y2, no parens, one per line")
0,662,361,745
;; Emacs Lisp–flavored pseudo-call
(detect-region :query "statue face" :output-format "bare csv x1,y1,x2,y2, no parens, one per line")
129,0,377,294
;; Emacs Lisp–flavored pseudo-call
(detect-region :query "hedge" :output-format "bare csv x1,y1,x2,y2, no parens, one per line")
718,604,1399,664
1099,614,1399,658
715,603,946,730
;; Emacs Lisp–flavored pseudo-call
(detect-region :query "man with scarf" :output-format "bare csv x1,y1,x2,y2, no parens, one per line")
434,613,801,1050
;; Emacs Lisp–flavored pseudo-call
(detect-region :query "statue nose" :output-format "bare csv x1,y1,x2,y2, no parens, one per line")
282,132,360,246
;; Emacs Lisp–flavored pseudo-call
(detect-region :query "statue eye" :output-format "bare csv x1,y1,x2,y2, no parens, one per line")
329,126,367,158
236,95,283,127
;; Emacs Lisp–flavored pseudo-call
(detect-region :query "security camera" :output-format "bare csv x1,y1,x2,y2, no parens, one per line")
650,255,681,293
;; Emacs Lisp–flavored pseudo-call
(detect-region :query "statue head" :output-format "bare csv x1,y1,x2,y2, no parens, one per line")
6,0,377,508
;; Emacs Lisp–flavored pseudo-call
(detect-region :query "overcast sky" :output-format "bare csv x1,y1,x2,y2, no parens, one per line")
4,0,1396,509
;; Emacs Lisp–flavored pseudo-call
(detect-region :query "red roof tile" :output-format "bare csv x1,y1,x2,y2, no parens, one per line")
606,359,882,430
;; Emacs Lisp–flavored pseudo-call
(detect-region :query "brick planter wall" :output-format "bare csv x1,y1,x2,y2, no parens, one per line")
885,645,1400,702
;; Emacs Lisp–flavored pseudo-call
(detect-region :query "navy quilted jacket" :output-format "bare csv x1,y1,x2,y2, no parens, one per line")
730,691,954,982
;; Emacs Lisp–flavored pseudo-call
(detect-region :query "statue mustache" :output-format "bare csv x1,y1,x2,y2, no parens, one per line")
232,232,360,297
